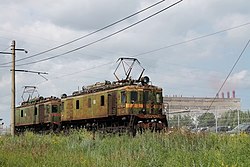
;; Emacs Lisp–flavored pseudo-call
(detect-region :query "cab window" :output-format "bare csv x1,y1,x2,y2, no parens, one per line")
46,105,50,113
143,91,149,102
21,110,24,117
76,100,80,109
52,105,58,113
121,91,126,104
34,107,37,115
156,93,162,103
131,91,138,103
101,95,105,106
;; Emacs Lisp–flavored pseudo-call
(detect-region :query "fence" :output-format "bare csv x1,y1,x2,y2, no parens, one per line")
167,110,250,133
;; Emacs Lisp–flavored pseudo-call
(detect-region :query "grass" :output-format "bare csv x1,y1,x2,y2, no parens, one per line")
0,130,250,167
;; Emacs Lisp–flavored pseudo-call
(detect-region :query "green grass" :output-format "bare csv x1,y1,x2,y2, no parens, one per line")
0,130,250,167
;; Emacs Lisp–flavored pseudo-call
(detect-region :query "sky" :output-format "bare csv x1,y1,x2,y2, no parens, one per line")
0,0,250,126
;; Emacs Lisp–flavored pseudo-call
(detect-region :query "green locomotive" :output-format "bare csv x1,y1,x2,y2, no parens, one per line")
15,96,61,133
15,58,167,134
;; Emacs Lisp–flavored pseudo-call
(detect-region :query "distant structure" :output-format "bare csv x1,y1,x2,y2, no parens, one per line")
0,118,3,127
164,90,241,116
0,119,4,134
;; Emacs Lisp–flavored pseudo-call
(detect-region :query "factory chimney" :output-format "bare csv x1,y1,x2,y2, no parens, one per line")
232,90,236,98
221,92,224,98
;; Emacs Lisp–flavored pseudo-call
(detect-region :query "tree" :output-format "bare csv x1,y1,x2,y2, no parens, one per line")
197,113,215,127
218,110,250,128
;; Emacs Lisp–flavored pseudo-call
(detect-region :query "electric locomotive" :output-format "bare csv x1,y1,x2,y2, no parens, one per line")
60,58,167,134
15,96,61,133
14,58,167,134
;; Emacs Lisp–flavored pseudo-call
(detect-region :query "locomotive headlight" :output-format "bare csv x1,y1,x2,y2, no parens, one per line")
142,108,146,114
141,76,150,85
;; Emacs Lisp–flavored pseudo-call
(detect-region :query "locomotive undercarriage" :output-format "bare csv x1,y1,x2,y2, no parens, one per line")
15,114,167,136
15,122,53,134
60,114,167,136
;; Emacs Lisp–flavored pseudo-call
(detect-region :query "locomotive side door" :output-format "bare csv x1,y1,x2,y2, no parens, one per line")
39,104,45,123
108,92,117,115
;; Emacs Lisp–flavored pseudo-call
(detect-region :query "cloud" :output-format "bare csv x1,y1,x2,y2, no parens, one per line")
36,0,140,31
0,73,11,89
226,70,250,89
1,0,250,126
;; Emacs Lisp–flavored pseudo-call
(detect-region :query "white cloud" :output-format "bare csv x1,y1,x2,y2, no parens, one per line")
0,73,11,89
226,70,250,89
1,0,250,125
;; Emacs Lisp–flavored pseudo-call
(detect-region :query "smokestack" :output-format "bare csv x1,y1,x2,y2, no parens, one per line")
227,91,230,98
221,92,224,98
232,90,235,98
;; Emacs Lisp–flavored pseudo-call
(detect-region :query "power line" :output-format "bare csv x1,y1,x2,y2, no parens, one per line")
0,0,166,66
32,21,250,84
1,0,183,68
133,22,250,58
207,39,250,112
1,46,10,52
0,20,248,69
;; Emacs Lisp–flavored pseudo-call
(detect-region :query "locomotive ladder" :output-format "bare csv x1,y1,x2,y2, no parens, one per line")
128,115,135,127
128,115,136,136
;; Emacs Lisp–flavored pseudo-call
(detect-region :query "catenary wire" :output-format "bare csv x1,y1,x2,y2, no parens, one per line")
34,21,250,84
1,0,183,68
3,2,249,95
0,0,166,66
2,46,10,51
206,39,250,112
0,20,249,69
133,22,250,58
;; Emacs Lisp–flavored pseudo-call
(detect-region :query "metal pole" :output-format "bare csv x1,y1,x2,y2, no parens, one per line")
167,103,170,124
177,114,180,128
11,40,15,136
215,109,217,133
237,109,240,133
165,103,170,127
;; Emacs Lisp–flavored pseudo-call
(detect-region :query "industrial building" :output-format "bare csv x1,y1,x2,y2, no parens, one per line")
163,91,241,116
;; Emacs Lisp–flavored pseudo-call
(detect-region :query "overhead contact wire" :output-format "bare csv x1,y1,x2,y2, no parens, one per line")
7,0,183,67
0,0,166,66
206,39,250,112
133,22,250,58
32,22,250,83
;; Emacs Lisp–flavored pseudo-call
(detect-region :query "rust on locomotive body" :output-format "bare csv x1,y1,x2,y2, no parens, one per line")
15,58,167,134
